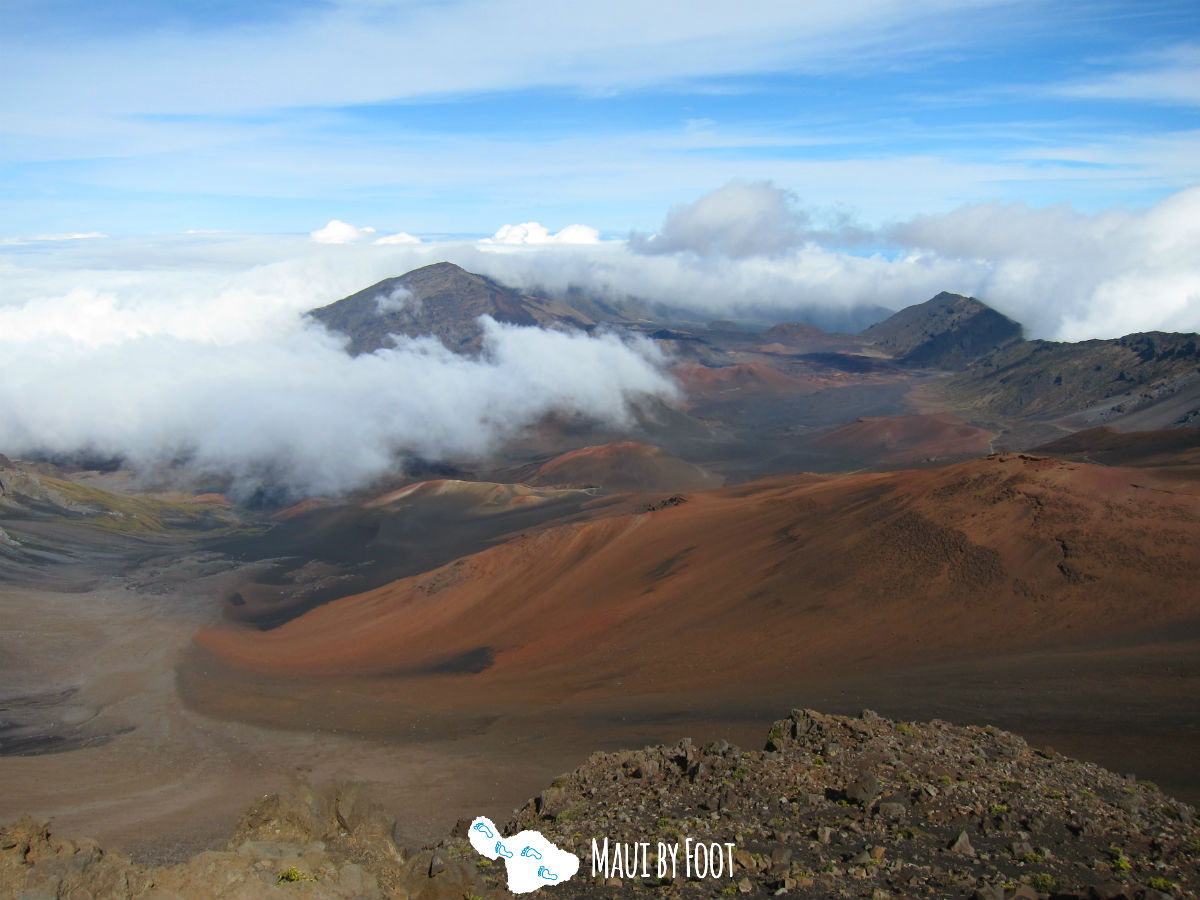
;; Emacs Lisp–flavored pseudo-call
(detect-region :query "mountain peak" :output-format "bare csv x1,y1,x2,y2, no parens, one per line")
861,291,1023,369
307,262,595,355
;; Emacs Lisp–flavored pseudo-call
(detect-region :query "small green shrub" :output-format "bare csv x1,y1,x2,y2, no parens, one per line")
555,804,587,823
276,867,315,884
1029,872,1056,892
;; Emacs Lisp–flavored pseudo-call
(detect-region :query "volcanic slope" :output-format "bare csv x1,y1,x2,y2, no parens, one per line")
522,441,724,492
1035,425,1200,469
206,478,598,629
196,453,1199,692
806,412,995,466
307,261,597,354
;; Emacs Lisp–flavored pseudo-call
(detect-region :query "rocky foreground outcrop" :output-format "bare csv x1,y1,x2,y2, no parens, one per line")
502,709,1199,899
3,710,1198,899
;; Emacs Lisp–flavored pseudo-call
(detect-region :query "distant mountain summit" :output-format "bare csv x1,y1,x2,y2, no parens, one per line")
308,261,596,354
861,291,1023,369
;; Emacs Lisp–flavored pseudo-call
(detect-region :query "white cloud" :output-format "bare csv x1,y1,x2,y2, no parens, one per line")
0,287,677,498
460,236,972,326
553,224,602,244
630,180,807,258
483,222,601,245
888,186,1200,340
374,231,422,245
310,219,376,244
375,285,416,314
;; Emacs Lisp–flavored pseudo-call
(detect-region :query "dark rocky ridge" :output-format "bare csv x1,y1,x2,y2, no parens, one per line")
3,709,1197,899
948,333,1200,422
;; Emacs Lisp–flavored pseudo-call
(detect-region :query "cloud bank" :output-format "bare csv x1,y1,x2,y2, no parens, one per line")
0,307,676,498
2,185,1198,497
886,187,1200,340
614,181,1200,339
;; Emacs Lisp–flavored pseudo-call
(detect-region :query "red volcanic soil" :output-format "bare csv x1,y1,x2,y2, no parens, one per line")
190,492,232,508
673,362,799,396
272,497,341,520
809,412,996,465
763,322,832,344
362,478,578,510
196,454,1200,699
529,441,722,492
756,322,861,353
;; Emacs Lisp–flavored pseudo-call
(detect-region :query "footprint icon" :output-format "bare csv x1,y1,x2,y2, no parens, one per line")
472,822,494,839
521,846,542,860
538,866,558,881
496,840,514,859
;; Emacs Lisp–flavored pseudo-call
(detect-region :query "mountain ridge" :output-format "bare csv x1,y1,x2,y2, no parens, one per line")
308,261,597,354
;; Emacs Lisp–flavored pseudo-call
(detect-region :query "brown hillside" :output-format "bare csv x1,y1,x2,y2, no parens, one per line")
808,412,996,465
1035,425,1200,469
673,362,799,396
196,455,1200,697
529,441,723,492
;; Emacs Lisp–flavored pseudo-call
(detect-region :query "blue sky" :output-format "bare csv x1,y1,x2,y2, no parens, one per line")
2,0,1199,238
